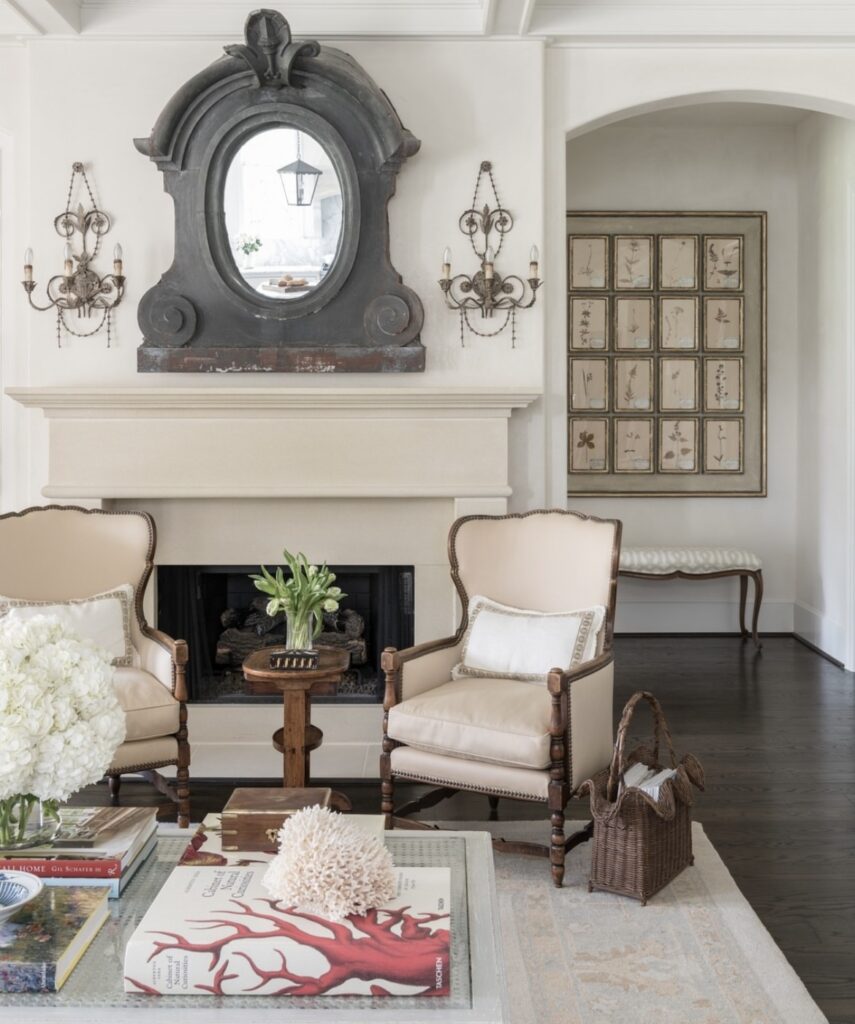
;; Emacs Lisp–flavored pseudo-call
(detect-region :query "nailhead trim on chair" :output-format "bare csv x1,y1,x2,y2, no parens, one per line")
393,769,545,802
108,758,177,774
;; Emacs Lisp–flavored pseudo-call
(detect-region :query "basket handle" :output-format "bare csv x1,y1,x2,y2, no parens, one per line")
606,690,678,802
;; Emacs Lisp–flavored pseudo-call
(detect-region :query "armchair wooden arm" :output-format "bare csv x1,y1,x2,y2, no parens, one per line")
546,650,614,696
548,651,615,796
543,650,615,875
138,626,190,702
381,635,463,708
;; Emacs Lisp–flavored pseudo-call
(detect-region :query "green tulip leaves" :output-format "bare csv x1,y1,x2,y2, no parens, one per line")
250,549,346,641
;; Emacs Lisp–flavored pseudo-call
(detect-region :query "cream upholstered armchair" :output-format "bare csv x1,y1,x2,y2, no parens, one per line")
381,509,621,886
0,506,190,827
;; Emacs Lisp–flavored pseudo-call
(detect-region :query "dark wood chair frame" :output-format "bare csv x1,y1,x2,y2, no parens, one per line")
380,508,622,887
619,566,764,648
0,506,190,827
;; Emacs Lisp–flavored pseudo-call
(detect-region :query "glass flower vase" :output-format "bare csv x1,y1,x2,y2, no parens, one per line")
0,795,61,850
285,609,316,651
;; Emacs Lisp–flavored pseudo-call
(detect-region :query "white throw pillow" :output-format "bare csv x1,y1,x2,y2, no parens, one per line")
0,584,136,666
452,594,605,683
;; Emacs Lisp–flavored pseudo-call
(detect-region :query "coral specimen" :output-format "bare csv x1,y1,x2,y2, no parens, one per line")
263,807,395,920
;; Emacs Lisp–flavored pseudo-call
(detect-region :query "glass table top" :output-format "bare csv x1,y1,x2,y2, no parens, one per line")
0,833,473,1016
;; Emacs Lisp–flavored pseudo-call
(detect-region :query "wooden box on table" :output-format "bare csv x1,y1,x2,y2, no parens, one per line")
221,787,333,852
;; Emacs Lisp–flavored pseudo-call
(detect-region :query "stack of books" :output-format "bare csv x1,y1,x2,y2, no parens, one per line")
0,807,157,899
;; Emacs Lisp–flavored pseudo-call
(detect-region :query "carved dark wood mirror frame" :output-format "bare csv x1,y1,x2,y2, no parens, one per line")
134,8,424,372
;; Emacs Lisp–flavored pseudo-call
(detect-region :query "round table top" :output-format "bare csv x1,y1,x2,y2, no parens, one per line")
242,645,350,685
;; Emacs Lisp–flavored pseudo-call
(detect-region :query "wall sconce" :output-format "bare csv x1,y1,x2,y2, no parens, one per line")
22,162,125,347
439,161,541,347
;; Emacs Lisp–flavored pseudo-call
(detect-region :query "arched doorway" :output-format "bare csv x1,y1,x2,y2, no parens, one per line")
551,95,855,668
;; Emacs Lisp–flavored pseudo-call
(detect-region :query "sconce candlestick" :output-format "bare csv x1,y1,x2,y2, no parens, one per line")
439,161,541,347
20,162,126,348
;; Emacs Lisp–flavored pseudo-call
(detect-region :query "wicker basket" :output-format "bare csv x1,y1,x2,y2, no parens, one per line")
581,690,704,905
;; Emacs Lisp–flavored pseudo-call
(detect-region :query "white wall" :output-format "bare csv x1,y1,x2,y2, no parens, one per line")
794,113,855,664
565,112,799,634
0,45,29,513
4,36,855,659
1,38,546,509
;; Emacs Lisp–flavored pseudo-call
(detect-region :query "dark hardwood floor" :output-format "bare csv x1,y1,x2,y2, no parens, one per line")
76,636,854,1023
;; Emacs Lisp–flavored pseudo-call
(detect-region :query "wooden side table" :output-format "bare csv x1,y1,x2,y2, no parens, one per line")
243,646,352,810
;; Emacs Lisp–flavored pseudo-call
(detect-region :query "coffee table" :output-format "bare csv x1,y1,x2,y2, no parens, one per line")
1,828,507,1022
242,646,352,810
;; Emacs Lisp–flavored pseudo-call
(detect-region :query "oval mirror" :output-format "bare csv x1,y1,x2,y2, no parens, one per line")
223,126,344,301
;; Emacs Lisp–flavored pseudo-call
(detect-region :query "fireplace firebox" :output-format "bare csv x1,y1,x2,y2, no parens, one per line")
157,565,414,704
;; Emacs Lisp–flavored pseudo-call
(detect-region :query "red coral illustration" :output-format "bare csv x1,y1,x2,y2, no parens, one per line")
127,898,450,997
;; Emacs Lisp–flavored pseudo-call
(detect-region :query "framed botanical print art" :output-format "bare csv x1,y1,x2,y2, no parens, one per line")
569,297,608,349
566,211,766,496
615,297,653,350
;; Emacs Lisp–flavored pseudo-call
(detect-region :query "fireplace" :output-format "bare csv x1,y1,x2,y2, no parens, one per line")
9,385,538,776
157,564,414,704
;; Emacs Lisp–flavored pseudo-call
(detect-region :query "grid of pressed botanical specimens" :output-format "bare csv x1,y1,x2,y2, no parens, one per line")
568,230,749,485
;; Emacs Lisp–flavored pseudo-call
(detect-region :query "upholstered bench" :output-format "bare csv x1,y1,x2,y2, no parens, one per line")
619,547,763,648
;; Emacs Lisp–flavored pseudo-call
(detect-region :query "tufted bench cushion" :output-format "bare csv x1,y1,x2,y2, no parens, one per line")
619,547,762,575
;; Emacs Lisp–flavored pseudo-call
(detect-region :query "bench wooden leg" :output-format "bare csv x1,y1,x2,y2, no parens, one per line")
738,574,749,639
750,570,763,649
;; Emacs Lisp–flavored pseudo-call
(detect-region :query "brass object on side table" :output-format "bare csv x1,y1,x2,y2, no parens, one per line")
270,649,319,671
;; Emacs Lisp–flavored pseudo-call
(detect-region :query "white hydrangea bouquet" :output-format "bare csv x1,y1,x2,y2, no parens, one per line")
251,549,345,651
0,614,126,849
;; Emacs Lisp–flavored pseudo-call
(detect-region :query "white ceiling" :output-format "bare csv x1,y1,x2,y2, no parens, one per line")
1,0,855,42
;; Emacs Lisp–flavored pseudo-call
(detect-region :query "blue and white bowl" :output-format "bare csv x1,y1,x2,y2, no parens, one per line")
0,871,43,925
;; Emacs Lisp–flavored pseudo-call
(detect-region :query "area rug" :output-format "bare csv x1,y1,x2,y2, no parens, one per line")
439,819,827,1024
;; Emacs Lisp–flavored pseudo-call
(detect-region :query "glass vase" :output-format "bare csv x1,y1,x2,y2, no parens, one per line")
285,609,316,651
0,795,61,850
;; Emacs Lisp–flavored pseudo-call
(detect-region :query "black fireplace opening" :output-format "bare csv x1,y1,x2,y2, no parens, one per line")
157,564,414,704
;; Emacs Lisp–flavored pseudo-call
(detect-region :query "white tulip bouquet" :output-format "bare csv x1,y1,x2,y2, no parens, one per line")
250,549,345,651
0,615,126,848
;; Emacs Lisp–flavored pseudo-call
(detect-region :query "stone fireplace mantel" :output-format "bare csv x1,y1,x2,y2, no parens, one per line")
7,384,541,778
7,386,541,500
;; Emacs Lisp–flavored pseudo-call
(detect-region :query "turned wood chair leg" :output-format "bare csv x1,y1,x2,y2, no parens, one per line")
550,807,566,887
108,773,121,806
380,759,395,830
176,764,191,829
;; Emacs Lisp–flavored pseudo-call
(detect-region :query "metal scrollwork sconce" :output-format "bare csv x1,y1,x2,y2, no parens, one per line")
439,161,541,347
22,162,125,347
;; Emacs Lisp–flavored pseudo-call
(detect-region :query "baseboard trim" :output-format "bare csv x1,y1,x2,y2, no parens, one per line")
614,631,789,638
613,597,792,634
793,633,846,669
793,600,849,668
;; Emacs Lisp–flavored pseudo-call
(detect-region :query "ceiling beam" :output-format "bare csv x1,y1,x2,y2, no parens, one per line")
518,0,536,36
5,0,80,34
481,0,497,35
